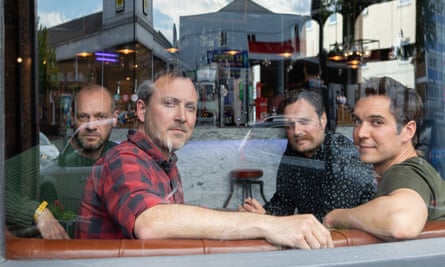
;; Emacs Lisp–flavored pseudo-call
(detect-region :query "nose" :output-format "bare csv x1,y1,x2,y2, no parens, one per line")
292,123,303,137
354,122,369,140
84,118,99,130
175,106,186,123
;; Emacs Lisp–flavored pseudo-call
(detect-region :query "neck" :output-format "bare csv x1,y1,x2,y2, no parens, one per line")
374,146,418,176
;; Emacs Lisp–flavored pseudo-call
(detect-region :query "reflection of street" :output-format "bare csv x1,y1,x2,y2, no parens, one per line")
45,125,353,212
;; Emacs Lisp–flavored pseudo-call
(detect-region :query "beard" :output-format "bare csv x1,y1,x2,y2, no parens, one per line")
74,133,104,153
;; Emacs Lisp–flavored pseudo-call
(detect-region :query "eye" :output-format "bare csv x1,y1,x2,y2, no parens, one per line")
185,104,196,112
371,119,384,126
352,118,361,126
284,121,295,130
96,114,108,120
298,119,311,126
77,114,89,122
163,99,176,107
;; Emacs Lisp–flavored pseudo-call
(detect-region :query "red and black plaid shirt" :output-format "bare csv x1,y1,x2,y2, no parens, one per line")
75,130,184,239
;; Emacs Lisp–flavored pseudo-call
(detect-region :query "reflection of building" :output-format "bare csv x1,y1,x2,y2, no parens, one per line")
44,0,173,132
421,0,445,119
179,0,309,126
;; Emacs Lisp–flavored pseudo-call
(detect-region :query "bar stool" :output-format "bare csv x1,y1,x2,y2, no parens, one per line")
223,168,267,208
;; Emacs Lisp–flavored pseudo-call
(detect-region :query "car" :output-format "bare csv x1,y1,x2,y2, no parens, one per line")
39,131,60,170
416,119,445,179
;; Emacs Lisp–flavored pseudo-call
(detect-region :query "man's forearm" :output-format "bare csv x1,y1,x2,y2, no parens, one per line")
134,204,272,240
324,191,428,240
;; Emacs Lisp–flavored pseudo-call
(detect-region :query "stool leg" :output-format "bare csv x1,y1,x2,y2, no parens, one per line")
223,179,235,208
258,181,267,203
247,182,253,198
241,181,249,203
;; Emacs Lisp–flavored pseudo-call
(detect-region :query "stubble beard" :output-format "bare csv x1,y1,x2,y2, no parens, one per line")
74,133,104,153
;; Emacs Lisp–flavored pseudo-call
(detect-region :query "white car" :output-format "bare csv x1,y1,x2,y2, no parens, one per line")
39,131,60,170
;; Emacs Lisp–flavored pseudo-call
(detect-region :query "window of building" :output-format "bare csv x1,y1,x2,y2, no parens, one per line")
399,0,411,6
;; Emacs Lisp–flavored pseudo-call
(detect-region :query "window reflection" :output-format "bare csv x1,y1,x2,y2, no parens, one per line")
4,0,445,262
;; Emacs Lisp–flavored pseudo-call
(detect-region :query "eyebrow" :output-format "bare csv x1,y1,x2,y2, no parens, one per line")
352,113,385,121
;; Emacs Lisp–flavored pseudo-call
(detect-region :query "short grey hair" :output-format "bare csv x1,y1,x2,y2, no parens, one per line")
136,71,187,104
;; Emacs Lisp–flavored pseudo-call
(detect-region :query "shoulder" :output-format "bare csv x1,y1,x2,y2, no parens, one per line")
324,132,357,154
390,157,437,176
379,157,441,195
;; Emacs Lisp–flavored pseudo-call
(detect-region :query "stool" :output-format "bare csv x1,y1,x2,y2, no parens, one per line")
223,168,267,208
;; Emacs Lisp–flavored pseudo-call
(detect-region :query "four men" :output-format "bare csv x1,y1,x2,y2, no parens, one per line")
75,72,333,249
11,73,442,246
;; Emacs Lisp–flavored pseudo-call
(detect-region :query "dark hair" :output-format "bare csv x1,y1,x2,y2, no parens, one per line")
358,76,424,133
279,88,325,118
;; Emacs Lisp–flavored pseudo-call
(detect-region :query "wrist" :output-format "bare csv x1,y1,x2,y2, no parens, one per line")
34,201,48,222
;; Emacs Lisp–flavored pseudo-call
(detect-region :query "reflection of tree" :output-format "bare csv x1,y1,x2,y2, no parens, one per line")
38,26,58,95
38,25,58,124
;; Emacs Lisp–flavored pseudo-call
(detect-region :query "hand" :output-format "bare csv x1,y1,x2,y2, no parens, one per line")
35,208,70,239
264,214,334,249
238,197,266,214
323,209,349,229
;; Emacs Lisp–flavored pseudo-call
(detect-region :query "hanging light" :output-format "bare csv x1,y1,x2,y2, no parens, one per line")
279,44,294,58
76,51,92,57
346,46,362,66
165,47,179,54
327,43,346,62
117,46,136,54
225,49,240,56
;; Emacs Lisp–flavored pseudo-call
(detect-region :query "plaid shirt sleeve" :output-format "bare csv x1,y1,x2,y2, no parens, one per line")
77,139,182,239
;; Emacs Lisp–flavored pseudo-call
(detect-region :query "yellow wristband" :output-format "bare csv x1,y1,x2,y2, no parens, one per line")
34,201,48,221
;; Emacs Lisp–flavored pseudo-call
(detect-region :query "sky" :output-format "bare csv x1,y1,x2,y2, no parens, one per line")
37,0,311,42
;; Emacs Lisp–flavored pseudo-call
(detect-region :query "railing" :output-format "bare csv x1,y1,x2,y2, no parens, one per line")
6,220,445,259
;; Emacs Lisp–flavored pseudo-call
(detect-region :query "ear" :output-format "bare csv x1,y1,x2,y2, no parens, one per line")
136,99,146,123
320,112,328,130
402,120,417,143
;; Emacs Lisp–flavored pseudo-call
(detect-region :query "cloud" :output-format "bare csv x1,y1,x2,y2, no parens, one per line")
38,11,67,27
37,0,102,28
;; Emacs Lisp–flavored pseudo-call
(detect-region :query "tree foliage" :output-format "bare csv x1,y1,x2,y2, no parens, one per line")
38,25,58,95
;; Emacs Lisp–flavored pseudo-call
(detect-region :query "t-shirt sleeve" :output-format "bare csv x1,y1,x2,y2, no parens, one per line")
377,165,432,204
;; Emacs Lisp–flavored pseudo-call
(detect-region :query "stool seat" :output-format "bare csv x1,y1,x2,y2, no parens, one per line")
230,169,263,179
223,168,267,208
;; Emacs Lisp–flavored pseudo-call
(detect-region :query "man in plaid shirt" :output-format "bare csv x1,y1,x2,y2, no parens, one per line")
76,71,333,250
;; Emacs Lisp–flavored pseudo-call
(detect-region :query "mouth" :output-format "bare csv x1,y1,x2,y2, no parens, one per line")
358,144,376,151
81,134,101,140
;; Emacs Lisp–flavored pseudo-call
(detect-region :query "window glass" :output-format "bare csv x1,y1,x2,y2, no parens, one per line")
3,0,445,263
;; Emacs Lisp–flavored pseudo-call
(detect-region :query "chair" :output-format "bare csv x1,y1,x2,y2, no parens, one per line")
223,168,266,208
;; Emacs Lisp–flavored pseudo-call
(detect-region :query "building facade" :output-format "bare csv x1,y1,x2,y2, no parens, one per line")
43,0,173,133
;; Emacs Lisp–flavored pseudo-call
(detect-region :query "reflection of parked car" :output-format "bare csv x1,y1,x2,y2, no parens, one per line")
249,115,288,128
416,119,445,179
40,163,93,214
39,131,60,170
39,132,118,214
